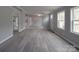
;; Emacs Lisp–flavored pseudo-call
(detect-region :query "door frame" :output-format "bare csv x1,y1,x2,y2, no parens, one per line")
13,16,19,32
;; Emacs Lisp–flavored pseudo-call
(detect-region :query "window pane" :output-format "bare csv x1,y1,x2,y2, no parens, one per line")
57,11,65,29
71,7,79,33
74,8,79,20
58,21,64,29
58,11,65,20
50,14,53,19
73,21,79,33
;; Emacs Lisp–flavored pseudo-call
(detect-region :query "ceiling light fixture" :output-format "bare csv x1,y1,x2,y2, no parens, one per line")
37,14,43,16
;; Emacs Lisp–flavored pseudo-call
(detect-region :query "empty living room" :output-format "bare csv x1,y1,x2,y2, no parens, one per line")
0,0,79,59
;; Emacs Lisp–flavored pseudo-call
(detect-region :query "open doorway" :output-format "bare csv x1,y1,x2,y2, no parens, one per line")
13,16,19,33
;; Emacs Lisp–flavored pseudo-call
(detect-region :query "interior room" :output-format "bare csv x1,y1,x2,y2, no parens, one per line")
0,6,79,52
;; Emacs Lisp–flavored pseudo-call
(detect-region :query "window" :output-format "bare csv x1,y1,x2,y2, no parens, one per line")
50,14,53,19
71,7,79,34
49,14,53,28
49,14,53,23
57,11,65,29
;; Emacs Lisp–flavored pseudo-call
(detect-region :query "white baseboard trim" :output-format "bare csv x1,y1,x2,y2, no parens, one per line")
54,30,79,48
0,34,13,45
19,26,26,32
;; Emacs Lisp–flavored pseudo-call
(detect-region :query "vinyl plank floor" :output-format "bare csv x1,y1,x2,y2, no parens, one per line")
0,29,78,52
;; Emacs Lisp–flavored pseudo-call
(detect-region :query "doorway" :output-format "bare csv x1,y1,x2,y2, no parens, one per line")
13,16,19,32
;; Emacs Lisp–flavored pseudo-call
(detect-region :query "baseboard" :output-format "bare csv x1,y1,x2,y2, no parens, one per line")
54,30,79,48
19,26,26,32
0,34,13,45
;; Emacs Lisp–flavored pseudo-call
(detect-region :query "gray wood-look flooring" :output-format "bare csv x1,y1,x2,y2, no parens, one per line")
0,29,78,52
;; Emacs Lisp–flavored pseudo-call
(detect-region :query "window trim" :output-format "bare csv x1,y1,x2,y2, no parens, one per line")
57,11,65,30
70,7,79,34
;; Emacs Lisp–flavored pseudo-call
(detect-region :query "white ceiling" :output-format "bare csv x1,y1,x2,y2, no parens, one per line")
21,6,61,16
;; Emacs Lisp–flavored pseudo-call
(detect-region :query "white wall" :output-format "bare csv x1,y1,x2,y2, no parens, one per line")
0,6,15,44
31,16,43,29
30,15,50,29
0,6,27,44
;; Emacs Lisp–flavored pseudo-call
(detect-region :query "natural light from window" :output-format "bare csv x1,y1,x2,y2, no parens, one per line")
57,11,65,29
71,7,79,34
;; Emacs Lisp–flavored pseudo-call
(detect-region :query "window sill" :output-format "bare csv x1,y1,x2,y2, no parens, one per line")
57,27,65,30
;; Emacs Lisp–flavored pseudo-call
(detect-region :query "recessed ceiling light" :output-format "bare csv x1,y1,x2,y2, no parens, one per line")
37,14,43,16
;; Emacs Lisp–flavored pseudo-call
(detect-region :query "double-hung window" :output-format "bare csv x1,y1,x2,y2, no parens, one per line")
71,7,79,34
57,11,65,29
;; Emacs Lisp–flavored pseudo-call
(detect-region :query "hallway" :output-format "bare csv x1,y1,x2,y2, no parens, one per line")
0,29,77,52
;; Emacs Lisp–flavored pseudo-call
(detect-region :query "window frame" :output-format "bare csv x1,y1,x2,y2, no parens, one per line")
71,7,79,34
57,11,65,30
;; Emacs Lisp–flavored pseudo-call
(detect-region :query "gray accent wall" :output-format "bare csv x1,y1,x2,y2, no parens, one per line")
50,6,79,48
0,6,14,43
42,15,50,29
